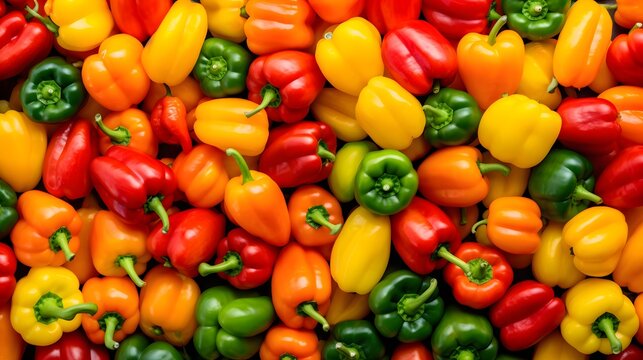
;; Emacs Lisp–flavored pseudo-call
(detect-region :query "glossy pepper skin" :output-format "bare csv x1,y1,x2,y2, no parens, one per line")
431,305,499,360
0,243,16,305
95,110,158,157
502,0,570,40
608,344,643,360
309,0,364,24
310,88,367,142
596,146,643,209
35,331,109,360
423,87,482,148
533,330,588,360
615,0,643,29
201,0,248,43
150,86,192,153
328,141,378,203
193,37,251,98
110,0,171,42
422,0,500,42
607,24,643,87
115,334,182,360
323,320,386,359
259,325,321,360
326,281,371,326
481,152,531,208
365,0,421,34
20,56,85,123
517,40,562,109
172,144,229,208
43,118,98,200
614,225,643,293
0,10,53,80
532,222,586,289
392,342,433,360
288,185,343,246
0,179,18,238
63,199,99,284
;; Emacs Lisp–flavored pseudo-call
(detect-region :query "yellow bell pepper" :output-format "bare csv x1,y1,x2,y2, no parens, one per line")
201,0,247,43
562,206,628,277
42,0,114,52
516,40,562,110
532,222,585,289
533,330,588,360
613,223,643,293
141,0,208,86
310,88,367,142
325,282,371,326
355,76,425,150
330,206,390,295
10,267,98,346
588,46,617,94
480,151,530,208
478,94,561,169
0,110,47,193
561,278,639,355
315,17,384,96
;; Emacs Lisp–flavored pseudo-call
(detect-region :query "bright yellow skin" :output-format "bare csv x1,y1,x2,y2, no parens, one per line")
325,282,370,326
532,222,585,289
533,331,588,360
516,40,562,110
310,87,367,142
201,0,247,43
481,151,530,208
45,0,114,52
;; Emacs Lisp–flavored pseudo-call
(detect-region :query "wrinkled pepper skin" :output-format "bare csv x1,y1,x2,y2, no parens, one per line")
328,141,378,203
614,224,643,293
259,325,321,360
0,179,18,239
595,146,643,209
422,87,482,148
149,87,192,152
0,10,54,80
431,305,499,360
365,0,421,34
502,0,570,41
193,37,251,98
323,320,387,360
110,0,171,42
516,40,562,109
532,221,586,289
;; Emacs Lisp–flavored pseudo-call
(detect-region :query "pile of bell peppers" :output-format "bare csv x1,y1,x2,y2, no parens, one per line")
1,0,643,359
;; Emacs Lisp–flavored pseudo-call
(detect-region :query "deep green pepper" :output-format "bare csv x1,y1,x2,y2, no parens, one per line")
354,149,418,216
0,179,18,239
502,0,571,41
193,37,252,98
323,320,387,360
193,285,274,360
368,270,444,343
431,305,498,360
423,88,482,148
20,56,85,123
115,334,182,360
528,148,603,222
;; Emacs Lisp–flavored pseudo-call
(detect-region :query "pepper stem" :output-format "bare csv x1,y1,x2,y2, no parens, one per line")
118,256,146,287
146,196,170,234
317,144,336,162
226,148,254,184
478,162,510,176
423,105,451,125
598,317,622,354
335,343,359,359
471,219,488,233
307,206,342,235
163,84,172,97
456,350,476,360
95,114,131,145
488,15,507,46
39,299,97,321
198,256,241,276
152,326,164,336
600,3,618,10
50,230,75,261
631,23,643,34
239,5,249,18
547,77,559,93
432,79,441,94
103,316,120,350
460,207,467,225
573,185,603,204
24,1,59,36
245,87,279,118
299,303,330,331
466,258,494,284
488,8,502,21
403,278,438,314
436,246,471,275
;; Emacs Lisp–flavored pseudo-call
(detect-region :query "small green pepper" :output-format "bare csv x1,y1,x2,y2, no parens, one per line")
503,0,571,40
193,38,252,98
323,320,387,360
0,179,18,239
423,88,482,148
115,334,182,360
329,141,378,203
431,305,499,360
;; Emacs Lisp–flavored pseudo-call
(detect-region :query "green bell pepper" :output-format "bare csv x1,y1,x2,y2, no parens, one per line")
329,141,378,203
502,0,571,41
115,334,182,360
0,179,18,239
423,88,482,148
193,37,252,98
528,148,603,222
323,320,386,360
354,149,418,216
193,285,274,360
368,270,444,343
20,56,85,123
431,305,498,360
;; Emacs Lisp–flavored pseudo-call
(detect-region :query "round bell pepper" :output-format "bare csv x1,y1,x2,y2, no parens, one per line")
614,0,643,29
308,0,364,24
115,334,182,360
516,40,562,110
606,24,643,87
595,145,643,209
614,223,643,293
323,320,386,360
328,141,378,203
533,330,588,360
35,331,109,360
431,305,498,360
310,88,368,142
531,221,586,289
365,0,421,34
422,87,482,148
481,152,531,208
259,325,321,360
95,110,158,157
200,0,248,43
502,0,570,40
193,37,251,98
288,185,343,246
172,144,229,208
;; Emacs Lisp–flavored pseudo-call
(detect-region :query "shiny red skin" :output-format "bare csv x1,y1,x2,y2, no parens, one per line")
0,10,53,80
150,95,192,152
421,0,494,42
363,0,422,34
607,28,643,87
596,145,643,209
109,0,172,42
35,331,109,360
391,342,433,360
607,343,643,360
0,243,16,305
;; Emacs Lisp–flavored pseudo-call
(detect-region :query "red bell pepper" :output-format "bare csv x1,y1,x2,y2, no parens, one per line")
150,85,192,153
109,0,172,42
0,243,16,305
89,146,177,233
391,342,433,360
43,118,99,200
489,280,565,351
595,145,643,209
363,0,422,34
147,208,226,278
0,2,5,17
382,20,457,95
390,196,462,275
198,228,279,290
442,242,513,309
34,331,109,360
606,24,643,87
245,50,326,123
0,10,53,80
421,0,500,43
607,343,643,360
258,121,337,188
7,0,46,15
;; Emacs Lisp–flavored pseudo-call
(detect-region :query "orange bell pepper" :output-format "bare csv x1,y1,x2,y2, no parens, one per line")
288,185,344,247
10,190,81,267
244,0,316,55
259,324,321,360
599,86,643,146
0,303,25,360
457,16,524,109
224,149,291,246
635,294,643,345
615,0,643,29
473,209,534,270
613,223,643,293
172,144,229,208
81,34,150,112
272,243,331,331
62,196,100,284
143,77,204,113
139,265,200,346
308,0,364,24
81,277,140,350
95,110,158,157
442,205,480,240
90,210,150,288
624,207,643,236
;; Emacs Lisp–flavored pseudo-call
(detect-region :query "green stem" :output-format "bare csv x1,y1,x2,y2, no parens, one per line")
163,84,172,97
422,105,451,125
226,148,254,184
477,162,510,176
118,256,145,287
432,79,441,94
24,0,59,36
488,8,502,21
381,178,394,192
152,326,164,336
598,317,622,354
631,23,643,34
488,15,507,46
103,316,120,350
307,207,342,235
198,256,241,276
467,258,493,285
403,278,438,314
146,196,170,234
39,299,97,321
547,77,559,93
317,144,336,162
471,219,487,234
299,303,330,332
50,229,75,261
95,114,131,145
436,246,471,275
335,343,359,359
600,3,618,10
573,185,603,204
245,87,279,118
239,5,249,18
456,350,476,360
460,207,467,226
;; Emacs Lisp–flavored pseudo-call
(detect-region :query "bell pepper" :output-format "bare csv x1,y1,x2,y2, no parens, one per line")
532,221,586,289
20,56,85,123
624,207,643,235
442,205,480,240
0,302,25,360
10,267,97,346
259,325,321,360
457,16,524,109
10,190,81,266
149,86,192,153
422,87,482,148
517,40,562,109
81,34,149,112
615,0,643,29
310,88,367,142
422,0,500,42
109,0,171,42
417,146,510,207
392,342,433,360
172,144,229,208
636,294,643,345
115,334,182,360
331,206,390,295
355,76,425,150
480,152,530,208
596,146,643,209
0,179,17,239
272,243,331,331
382,20,457,95
0,10,53,80
328,141,378,203
35,331,109,360
288,185,343,246
490,280,565,351
533,330,588,360
194,98,269,156
323,320,386,359
141,0,207,86
502,0,570,40
193,37,251,99
608,344,643,360
244,0,315,55
364,0,421,34
606,25,643,87
589,52,618,94
95,111,156,157
326,281,371,326
315,17,384,96
90,146,176,232
431,305,498,360
201,0,247,43
308,0,363,24
613,220,643,292
552,0,612,89
561,278,638,355
258,121,337,188
599,85,643,112
42,118,98,200
224,149,291,247
472,215,534,270
0,243,16,305
63,197,99,284
193,285,274,360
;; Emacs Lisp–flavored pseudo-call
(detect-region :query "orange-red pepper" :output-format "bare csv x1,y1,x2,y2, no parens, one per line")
172,144,229,208
94,110,157,157
259,324,321,360
615,0,643,29
150,86,192,152
143,77,204,113
599,86,643,147
288,185,344,247
0,302,25,360
308,0,364,24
